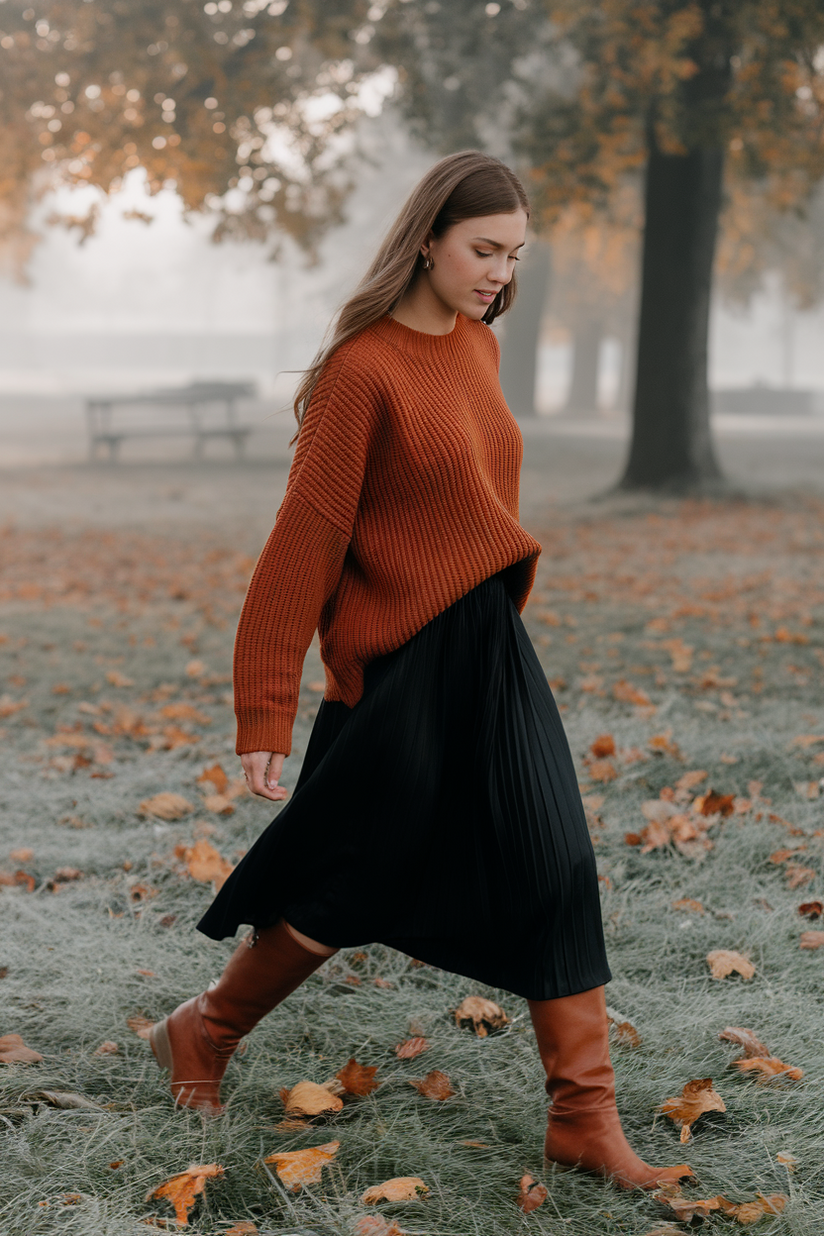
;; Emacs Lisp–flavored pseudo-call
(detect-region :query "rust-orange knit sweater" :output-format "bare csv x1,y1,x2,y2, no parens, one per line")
234,311,542,756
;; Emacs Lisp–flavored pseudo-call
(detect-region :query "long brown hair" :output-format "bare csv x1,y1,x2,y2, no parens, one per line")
292,150,529,435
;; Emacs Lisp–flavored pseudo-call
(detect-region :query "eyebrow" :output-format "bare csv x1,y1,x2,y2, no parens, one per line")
472,236,526,250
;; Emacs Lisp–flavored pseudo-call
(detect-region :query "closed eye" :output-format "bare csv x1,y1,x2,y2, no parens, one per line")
474,249,520,260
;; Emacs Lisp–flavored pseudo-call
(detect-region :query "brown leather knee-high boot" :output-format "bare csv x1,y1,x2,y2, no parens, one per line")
150,920,333,1114
528,986,692,1190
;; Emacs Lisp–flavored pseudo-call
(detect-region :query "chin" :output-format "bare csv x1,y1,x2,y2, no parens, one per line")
463,301,490,320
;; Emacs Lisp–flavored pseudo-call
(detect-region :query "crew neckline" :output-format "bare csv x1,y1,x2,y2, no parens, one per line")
371,312,472,357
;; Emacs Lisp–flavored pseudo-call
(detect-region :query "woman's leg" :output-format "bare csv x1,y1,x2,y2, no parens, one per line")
529,986,692,1190
150,919,338,1114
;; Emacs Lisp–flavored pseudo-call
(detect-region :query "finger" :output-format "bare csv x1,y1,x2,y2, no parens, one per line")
241,753,287,801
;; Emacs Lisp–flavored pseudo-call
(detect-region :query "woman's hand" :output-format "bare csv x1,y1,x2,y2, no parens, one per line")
241,751,288,802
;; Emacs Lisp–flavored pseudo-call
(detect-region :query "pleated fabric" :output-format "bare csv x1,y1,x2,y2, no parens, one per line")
198,572,611,1001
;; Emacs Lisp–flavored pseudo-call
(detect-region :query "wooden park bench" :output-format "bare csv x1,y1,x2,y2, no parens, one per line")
86,380,256,461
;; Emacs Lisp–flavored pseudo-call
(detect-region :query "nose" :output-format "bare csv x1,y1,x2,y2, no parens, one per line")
487,254,512,286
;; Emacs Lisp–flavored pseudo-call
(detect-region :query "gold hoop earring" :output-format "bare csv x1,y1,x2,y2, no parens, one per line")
422,255,433,271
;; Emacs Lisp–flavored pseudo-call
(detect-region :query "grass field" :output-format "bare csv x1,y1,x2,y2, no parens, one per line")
2,487,824,1236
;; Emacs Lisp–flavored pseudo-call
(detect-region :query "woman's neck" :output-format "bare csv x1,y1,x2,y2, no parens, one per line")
391,276,457,336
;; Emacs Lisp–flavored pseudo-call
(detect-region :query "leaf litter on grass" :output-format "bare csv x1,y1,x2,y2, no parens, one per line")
5,498,824,1234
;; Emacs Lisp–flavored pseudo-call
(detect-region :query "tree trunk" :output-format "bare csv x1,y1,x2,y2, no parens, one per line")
620,145,725,490
565,318,603,415
498,239,550,417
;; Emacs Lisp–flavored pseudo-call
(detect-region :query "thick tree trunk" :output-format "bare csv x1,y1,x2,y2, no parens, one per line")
620,145,725,490
565,318,603,415
498,239,550,417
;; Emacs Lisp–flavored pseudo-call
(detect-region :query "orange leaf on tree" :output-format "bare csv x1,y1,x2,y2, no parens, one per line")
660,1078,726,1142
409,1069,454,1101
263,1141,339,1191
394,1036,430,1060
336,1057,379,1096
516,1174,548,1213
146,1163,224,1225
706,950,755,980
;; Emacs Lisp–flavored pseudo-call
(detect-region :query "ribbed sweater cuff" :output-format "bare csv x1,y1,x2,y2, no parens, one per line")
235,709,295,758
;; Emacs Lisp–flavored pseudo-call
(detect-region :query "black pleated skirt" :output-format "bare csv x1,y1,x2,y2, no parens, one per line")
198,571,611,1000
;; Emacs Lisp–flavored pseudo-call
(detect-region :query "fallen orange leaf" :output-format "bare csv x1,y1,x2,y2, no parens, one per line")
718,1027,770,1058
160,703,212,726
336,1058,379,1096
197,763,228,793
516,1174,547,1213
0,1033,44,1063
361,1177,429,1204
706,950,755,980
279,1080,344,1117
224,1223,258,1236
127,1014,154,1040
588,758,618,782
660,1078,726,1142
177,839,234,889
655,1183,786,1225
453,996,508,1037
606,1007,641,1046
146,1163,224,1225
672,898,704,914
732,1057,803,1082
799,930,824,950
394,1036,430,1060
590,733,616,757
785,863,816,889
139,792,194,821
94,1040,119,1056
9,847,33,863
353,1217,408,1236
263,1141,339,1191
106,670,134,688
409,1070,455,1101
613,679,652,706
798,899,823,918
648,730,682,757
695,791,735,817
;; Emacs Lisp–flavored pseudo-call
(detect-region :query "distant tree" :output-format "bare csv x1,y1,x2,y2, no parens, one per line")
0,0,383,277
518,0,824,489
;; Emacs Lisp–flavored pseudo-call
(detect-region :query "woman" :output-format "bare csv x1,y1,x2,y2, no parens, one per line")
150,151,690,1191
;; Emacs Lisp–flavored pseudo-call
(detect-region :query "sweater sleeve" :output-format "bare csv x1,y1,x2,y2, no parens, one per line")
233,348,377,756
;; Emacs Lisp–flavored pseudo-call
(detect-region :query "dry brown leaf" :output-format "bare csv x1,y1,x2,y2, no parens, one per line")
224,1224,258,1236
197,763,228,794
9,847,33,862
798,899,824,919
695,791,735,817
588,758,618,782
0,1033,43,1064
394,1036,430,1060
649,730,682,758
201,793,236,816
0,869,36,892
733,1056,804,1082
160,703,212,726
106,670,134,688
361,1177,429,1204
177,839,234,889
706,950,755,980
590,733,616,757
263,1141,339,1191
785,863,816,889
799,930,824,950
718,1026,770,1058
453,996,509,1037
94,1040,119,1056
660,1078,726,1142
146,1163,224,1225
185,659,206,678
279,1080,344,1117
409,1069,455,1101
336,1058,379,1096
606,1008,641,1046
139,792,194,821
352,1217,408,1236
516,1173,547,1213
127,1014,154,1040
612,679,652,706
776,1151,798,1170
672,897,705,914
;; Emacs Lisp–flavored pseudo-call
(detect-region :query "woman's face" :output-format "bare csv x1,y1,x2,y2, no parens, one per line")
424,210,528,321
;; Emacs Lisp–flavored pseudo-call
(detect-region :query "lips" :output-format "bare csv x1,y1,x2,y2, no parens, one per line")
475,290,496,302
